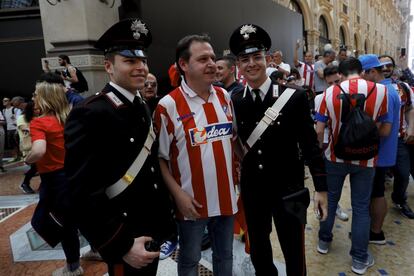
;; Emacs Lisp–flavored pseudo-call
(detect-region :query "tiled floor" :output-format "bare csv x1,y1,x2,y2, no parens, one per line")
1,161,414,275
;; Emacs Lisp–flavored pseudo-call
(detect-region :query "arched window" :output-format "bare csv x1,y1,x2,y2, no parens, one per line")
339,26,346,48
354,34,359,57
319,16,330,53
289,0,308,52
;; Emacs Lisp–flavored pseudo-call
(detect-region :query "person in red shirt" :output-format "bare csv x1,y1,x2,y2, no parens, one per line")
25,81,82,276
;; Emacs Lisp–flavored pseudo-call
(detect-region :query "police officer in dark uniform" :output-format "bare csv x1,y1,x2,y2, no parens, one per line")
64,19,175,275
229,24,328,276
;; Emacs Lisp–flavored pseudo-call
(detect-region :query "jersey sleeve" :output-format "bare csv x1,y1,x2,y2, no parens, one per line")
154,100,174,160
30,118,46,142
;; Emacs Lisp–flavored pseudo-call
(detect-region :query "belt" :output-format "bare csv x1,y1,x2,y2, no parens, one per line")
105,124,156,199
246,88,296,149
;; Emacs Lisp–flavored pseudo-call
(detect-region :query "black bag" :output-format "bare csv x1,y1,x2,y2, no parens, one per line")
282,187,310,225
333,84,379,160
31,200,65,247
70,67,89,92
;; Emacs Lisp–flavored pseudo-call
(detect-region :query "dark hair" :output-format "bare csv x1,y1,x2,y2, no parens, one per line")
314,54,321,60
290,68,300,79
338,48,347,54
58,54,70,64
23,101,35,123
175,34,211,75
378,54,395,67
323,50,335,57
37,72,65,86
323,65,339,78
270,70,285,83
338,57,362,77
216,55,236,68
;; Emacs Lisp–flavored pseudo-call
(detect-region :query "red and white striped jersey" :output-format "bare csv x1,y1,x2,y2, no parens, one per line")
154,80,238,219
315,77,388,167
393,82,414,137
297,61,314,88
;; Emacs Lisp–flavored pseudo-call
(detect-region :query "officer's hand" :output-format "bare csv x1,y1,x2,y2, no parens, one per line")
123,236,159,269
314,191,328,221
175,189,202,220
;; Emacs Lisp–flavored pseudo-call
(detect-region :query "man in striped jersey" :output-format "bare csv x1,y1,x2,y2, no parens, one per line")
379,55,414,220
315,57,390,275
154,34,238,276
293,40,314,90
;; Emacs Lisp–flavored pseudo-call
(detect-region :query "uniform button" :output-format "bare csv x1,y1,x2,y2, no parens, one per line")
130,138,134,142
151,166,155,172
154,183,158,189
258,164,263,170
95,92,100,95
255,121,259,125
279,112,282,116
123,212,127,217
277,121,281,125
257,150,262,155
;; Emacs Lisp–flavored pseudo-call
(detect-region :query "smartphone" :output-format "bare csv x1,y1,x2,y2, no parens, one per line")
401,47,406,57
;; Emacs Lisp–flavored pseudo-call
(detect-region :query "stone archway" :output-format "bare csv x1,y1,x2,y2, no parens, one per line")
339,24,350,49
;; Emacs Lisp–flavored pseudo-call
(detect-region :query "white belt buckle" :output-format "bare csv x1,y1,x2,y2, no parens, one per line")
263,108,278,125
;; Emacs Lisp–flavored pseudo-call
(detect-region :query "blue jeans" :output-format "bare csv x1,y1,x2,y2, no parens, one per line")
177,215,234,276
319,160,374,263
392,138,411,204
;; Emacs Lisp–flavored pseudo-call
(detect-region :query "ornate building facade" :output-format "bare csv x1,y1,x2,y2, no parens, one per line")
275,0,411,60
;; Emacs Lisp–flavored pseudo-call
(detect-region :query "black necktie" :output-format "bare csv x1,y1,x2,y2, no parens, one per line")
133,95,142,106
252,89,262,106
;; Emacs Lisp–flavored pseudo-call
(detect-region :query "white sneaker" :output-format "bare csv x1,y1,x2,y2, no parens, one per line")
81,249,103,261
52,265,84,276
336,205,349,221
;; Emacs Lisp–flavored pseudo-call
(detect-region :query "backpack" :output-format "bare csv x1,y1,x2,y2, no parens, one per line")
67,67,88,93
333,84,380,160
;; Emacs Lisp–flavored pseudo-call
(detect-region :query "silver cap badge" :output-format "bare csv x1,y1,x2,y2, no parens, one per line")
240,25,257,40
131,20,148,40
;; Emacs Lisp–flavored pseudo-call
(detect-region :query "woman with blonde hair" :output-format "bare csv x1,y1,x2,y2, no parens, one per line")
26,81,83,276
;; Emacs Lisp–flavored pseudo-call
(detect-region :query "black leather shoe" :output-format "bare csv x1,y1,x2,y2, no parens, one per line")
400,203,414,219
20,183,35,194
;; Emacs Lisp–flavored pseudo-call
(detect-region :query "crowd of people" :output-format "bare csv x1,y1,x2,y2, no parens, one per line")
1,18,414,276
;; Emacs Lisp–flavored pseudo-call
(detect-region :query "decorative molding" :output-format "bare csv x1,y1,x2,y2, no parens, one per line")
41,55,105,71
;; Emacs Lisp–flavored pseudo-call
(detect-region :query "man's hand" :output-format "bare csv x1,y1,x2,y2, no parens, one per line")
123,236,160,269
174,189,202,219
314,191,328,221
399,56,408,70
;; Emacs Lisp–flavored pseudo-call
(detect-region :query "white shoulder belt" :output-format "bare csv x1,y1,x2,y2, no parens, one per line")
105,124,156,199
246,88,296,149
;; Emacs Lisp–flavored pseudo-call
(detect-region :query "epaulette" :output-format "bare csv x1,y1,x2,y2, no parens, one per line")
82,92,105,106
103,91,126,109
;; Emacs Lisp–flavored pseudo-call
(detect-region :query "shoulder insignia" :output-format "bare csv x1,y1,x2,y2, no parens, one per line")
273,85,279,98
104,92,124,108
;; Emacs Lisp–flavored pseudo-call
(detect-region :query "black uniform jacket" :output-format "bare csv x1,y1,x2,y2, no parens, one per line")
64,83,175,263
231,80,327,196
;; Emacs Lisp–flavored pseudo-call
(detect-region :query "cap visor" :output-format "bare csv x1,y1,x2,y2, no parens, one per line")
237,46,264,56
117,49,147,58
379,60,392,67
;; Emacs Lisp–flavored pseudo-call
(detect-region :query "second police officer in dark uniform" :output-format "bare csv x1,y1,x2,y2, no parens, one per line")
64,19,175,276
230,24,328,275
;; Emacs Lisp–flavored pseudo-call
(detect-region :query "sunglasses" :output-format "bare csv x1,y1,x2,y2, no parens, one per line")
144,81,157,88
